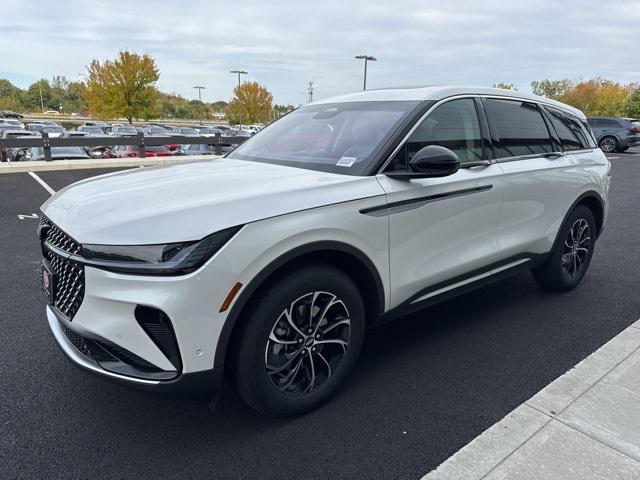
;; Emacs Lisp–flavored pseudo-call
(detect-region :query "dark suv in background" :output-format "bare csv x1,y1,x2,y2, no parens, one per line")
587,117,640,153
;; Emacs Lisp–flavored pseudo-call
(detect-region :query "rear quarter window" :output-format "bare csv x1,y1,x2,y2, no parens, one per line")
546,107,589,151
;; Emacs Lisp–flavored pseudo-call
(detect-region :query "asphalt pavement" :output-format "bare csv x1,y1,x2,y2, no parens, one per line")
1,151,639,479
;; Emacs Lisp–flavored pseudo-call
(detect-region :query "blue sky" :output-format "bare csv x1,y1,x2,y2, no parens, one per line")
1,0,639,105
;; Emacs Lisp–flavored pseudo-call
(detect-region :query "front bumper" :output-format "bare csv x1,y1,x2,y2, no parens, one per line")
47,305,222,400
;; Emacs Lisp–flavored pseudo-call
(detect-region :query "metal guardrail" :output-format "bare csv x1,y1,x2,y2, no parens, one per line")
0,132,248,161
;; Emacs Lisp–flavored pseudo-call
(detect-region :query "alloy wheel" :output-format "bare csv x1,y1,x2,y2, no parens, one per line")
265,291,351,396
599,137,617,153
561,218,590,278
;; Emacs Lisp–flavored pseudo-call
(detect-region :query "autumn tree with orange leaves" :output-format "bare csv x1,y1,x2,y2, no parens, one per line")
226,81,273,124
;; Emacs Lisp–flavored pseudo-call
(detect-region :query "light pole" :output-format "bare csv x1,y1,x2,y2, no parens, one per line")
355,55,377,91
229,70,248,89
38,83,44,112
193,86,206,122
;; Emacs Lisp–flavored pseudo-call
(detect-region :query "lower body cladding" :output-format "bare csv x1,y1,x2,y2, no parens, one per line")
46,263,239,399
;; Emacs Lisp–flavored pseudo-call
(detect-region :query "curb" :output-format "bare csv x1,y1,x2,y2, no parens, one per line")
423,319,640,479
0,155,220,174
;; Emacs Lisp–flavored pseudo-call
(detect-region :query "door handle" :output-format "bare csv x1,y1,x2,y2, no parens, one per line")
543,152,564,159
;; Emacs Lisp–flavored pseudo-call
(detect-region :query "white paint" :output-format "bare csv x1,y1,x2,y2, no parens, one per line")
28,171,56,195
17,213,39,220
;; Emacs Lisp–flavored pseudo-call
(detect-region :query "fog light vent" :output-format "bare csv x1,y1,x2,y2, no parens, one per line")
135,306,181,370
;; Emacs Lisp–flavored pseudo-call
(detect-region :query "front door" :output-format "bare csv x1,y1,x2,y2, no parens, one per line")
376,98,504,309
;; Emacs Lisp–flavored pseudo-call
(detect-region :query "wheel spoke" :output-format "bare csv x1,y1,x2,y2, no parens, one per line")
266,351,301,374
316,351,333,378
316,338,348,352
303,353,316,394
321,317,350,335
283,308,305,338
268,331,299,345
277,357,304,392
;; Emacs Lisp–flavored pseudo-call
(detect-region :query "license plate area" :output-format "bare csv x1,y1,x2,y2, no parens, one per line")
41,260,56,305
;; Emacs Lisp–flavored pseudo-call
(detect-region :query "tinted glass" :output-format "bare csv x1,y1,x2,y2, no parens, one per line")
547,107,588,151
146,145,169,152
397,98,483,167
227,101,417,175
485,99,552,158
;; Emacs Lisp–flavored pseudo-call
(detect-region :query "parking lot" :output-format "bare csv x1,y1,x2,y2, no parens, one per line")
2,151,639,479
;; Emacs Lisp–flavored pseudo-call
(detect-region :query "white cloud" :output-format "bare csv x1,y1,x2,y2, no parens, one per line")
1,0,638,105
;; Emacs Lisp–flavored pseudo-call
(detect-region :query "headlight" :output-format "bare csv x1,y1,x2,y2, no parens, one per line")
81,226,242,275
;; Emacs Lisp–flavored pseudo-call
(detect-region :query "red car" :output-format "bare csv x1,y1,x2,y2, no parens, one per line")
112,144,173,158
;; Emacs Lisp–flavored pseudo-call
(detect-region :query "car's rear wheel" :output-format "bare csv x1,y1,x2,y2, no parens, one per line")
233,264,365,416
599,136,618,153
531,205,596,291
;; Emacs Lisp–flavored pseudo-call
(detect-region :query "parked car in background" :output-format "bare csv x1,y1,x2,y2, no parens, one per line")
77,125,108,136
195,126,225,137
86,146,117,159
43,110,60,115
169,127,200,136
180,143,218,156
0,129,36,161
17,146,90,161
112,144,173,157
61,131,88,138
0,118,25,129
587,117,640,153
40,125,67,138
26,123,45,133
81,121,110,133
0,110,23,119
110,125,138,136
142,125,170,136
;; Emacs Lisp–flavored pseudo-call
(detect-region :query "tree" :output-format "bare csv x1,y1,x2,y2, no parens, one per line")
25,79,52,111
85,51,160,122
560,78,632,117
226,81,273,124
0,79,25,111
531,79,574,99
493,82,518,90
626,87,640,119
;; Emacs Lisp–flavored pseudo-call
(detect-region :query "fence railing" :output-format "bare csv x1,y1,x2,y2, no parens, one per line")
0,132,248,161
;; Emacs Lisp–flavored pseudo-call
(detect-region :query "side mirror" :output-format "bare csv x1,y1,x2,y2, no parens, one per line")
387,145,460,179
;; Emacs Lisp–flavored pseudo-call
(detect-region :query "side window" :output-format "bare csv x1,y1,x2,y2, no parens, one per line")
546,107,588,151
485,99,553,158
388,98,483,170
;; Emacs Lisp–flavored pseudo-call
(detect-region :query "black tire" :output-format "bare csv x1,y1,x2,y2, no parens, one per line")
598,136,618,153
531,205,596,291
233,264,365,416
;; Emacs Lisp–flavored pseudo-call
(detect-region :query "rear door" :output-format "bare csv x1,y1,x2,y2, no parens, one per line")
487,98,595,260
376,97,504,309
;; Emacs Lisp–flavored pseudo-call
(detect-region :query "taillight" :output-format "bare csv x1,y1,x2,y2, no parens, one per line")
629,127,639,134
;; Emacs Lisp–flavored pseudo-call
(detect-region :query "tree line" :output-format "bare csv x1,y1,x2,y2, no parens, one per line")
0,51,293,124
494,79,640,117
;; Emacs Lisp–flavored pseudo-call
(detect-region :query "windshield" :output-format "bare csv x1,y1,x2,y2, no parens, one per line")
43,126,64,132
116,126,137,133
227,101,418,175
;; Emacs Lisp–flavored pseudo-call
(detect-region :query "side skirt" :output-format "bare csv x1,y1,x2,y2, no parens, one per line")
375,253,549,326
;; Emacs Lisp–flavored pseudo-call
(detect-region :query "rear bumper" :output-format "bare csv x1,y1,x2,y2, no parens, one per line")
620,135,640,149
47,305,223,400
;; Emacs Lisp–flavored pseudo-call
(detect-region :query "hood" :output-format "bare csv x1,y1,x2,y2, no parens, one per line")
42,158,383,244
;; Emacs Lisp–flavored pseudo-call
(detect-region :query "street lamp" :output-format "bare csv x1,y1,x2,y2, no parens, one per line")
193,85,206,102
355,55,377,91
229,70,248,89
193,86,206,122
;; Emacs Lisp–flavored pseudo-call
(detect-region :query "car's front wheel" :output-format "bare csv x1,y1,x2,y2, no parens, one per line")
531,205,596,291
233,264,365,416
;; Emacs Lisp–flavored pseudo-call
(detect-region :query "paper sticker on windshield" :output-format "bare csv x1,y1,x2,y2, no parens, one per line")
337,156,357,167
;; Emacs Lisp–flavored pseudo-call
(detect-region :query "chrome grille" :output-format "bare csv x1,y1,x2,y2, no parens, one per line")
40,216,85,320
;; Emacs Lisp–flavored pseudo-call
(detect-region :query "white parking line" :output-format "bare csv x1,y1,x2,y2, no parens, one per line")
28,171,56,196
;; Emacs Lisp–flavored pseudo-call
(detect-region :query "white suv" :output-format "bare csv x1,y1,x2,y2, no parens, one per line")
40,86,610,415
